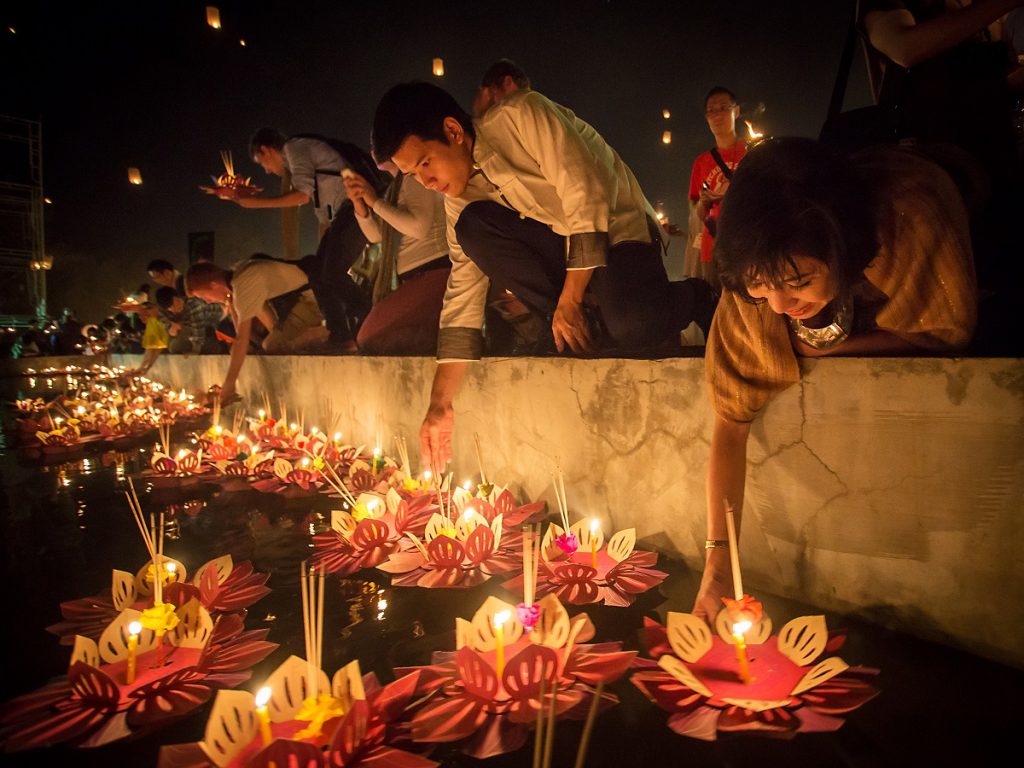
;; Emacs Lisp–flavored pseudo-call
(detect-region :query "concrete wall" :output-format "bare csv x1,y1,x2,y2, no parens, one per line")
130,352,1024,669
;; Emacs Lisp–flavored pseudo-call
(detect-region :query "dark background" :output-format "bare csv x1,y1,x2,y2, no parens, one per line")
1,0,872,322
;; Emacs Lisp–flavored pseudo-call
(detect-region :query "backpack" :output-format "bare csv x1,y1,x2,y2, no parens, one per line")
290,133,389,204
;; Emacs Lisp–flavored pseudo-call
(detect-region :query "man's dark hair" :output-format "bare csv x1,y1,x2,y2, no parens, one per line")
185,261,230,293
249,127,287,159
480,59,531,90
146,259,175,274
714,137,877,304
372,82,474,162
154,286,178,309
704,86,737,107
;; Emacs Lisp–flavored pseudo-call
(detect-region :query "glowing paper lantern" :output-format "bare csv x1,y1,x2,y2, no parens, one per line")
206,6,221,29
128,167,143,185
432,57,444,77
661,131,672,145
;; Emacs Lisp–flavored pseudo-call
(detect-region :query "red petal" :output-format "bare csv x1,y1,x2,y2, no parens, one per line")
630,670,706,714
329,698,371,762
666,706,721,741
501,644,559,702
463,526,495,565
126,667,212,726
1,705,110,752
409,696,487,743
564,649,636,685
455,647,499,700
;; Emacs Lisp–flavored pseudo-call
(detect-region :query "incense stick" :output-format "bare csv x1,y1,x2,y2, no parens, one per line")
473,432,487,485
573,680,604,768
541,681,559,768
533,677,547,768
724,502,744,600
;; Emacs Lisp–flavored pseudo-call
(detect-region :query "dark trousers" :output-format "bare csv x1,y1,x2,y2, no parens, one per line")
312,204,372,344
455,200,699,350
356,263,449,355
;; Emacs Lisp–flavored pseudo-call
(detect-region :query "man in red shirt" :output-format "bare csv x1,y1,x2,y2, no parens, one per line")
687,87,748,286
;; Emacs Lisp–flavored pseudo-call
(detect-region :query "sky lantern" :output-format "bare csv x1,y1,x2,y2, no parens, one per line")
662,108,671,119
128,167,143,185
661,131,672,145
432,57,444,77
206,6,221,29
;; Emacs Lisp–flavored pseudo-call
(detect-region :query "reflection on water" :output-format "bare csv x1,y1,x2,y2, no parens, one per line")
0,376,1021,767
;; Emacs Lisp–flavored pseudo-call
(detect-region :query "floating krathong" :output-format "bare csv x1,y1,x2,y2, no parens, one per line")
503,469,666,606
159,563,435,768
47,555,271,646
375,496,522,588
395,595,635,760
311,487,437,576
0,605,277,751
630,612,880,740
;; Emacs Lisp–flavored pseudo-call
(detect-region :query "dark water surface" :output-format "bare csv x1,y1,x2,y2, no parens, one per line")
0,374,1019,768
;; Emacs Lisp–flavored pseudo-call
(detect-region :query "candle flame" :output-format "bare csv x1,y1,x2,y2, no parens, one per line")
732,620,752,636
590,518,599,532
177,449,187,459
166,562,177,574
128,621,142,635
463,507,474,521
463,479,472,490
258,409,266,418
423,470,432,481
333,431,342,441
744,121,763,140
255,686,272,707
494,610,511,628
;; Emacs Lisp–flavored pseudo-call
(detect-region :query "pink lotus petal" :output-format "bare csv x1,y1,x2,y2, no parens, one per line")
463,526,495,565
126,667,211,727
251,738,324,767
455,647,500,700
630,670,707,715
329,698,371,763
377,551,426,575
418,567,468,589
666,706,722,741
564,649,636,686
462,714,529,760
410,696,488,743
500,644,558,703
426,537,465,567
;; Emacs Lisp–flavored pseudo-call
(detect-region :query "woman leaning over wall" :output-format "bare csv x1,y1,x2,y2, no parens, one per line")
692,137,978,623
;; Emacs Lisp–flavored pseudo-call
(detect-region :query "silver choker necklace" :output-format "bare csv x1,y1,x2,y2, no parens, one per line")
787,300,852,350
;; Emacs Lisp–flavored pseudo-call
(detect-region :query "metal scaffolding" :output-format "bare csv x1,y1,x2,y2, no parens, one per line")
0,114,47,326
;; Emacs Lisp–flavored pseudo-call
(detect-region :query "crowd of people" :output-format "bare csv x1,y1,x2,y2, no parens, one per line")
10,2,1023,626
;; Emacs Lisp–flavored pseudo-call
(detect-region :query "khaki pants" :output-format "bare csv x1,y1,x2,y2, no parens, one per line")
263,291,328,353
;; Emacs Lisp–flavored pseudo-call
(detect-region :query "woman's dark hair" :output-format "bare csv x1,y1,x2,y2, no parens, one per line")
714,137,877,303
371,82,474,162
146,258,175,274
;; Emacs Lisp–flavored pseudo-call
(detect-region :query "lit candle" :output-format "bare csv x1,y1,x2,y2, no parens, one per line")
494,610,510,679
333,431,342,444
372,447,382,474
255,686,273,746
463,507,475,534
732,620,752,683
258,408,266,421
590,518,599,570
126,621,141,684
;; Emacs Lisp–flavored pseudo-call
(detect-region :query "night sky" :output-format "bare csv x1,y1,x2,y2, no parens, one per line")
1,0,871,323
